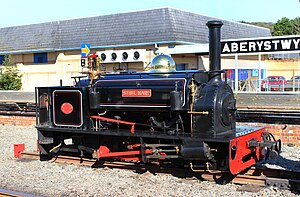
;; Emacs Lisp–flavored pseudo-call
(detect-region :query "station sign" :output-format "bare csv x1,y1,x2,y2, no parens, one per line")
221,36,300,54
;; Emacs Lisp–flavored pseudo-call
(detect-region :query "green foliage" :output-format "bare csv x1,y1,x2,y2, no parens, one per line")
292,17,300,34
1,54,15,66
273,17,294,36
0,55,22,90
244,17,300,36
273,17,300,36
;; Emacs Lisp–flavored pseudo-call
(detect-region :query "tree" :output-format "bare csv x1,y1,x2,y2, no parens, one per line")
292,17,300,35
273,17,300,36
0,55,22,90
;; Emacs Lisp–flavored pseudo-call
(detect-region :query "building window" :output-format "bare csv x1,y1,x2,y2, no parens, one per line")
176,64,187,71
34,53,48,63
0,55,5,65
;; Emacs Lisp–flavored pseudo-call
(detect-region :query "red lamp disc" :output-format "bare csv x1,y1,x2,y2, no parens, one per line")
61,102,73,114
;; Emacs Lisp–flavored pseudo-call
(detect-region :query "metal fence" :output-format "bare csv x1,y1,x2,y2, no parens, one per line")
227,71,300,93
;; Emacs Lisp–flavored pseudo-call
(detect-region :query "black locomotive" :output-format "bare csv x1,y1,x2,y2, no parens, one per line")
36,21,280,174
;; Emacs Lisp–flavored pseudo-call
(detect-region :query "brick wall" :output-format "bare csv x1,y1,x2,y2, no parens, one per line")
237,122,300,146
0,115,36,126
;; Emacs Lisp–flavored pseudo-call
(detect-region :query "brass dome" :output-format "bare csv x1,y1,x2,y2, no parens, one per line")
149,54,176,72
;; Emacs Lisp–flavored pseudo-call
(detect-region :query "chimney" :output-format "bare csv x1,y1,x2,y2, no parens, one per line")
206,20,223,82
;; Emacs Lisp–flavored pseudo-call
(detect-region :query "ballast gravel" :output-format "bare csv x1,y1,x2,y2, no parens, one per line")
0,125,299,197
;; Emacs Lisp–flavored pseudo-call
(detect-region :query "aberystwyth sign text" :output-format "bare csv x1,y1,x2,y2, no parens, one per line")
221,36,300,54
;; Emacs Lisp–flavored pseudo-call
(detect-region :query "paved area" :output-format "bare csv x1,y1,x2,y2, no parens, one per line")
236,93,300,109
0,91,35,103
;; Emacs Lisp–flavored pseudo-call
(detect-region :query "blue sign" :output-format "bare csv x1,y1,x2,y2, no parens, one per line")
81,44,90,57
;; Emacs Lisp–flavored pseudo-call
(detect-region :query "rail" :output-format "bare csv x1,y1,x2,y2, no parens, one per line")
236,107,300,124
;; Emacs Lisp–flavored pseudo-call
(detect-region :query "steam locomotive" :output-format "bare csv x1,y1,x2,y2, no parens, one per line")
36,21,281,175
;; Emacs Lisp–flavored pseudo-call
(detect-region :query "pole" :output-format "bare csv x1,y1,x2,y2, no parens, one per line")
234,54,238,92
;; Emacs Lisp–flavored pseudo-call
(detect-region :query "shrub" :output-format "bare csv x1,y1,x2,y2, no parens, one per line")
0,55,22,90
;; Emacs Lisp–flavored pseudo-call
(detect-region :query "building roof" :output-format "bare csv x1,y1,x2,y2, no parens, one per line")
0,8,271,54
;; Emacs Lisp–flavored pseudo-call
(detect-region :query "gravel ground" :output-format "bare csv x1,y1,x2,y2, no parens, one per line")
0,125,299,197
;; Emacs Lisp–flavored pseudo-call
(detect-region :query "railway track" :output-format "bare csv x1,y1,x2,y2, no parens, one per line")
237,106,300,124
19,152,300,192
1,101,300,124
0,102,35,116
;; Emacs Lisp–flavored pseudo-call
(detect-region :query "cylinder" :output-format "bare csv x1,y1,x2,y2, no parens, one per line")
180,142,211,160
206,20,223,82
